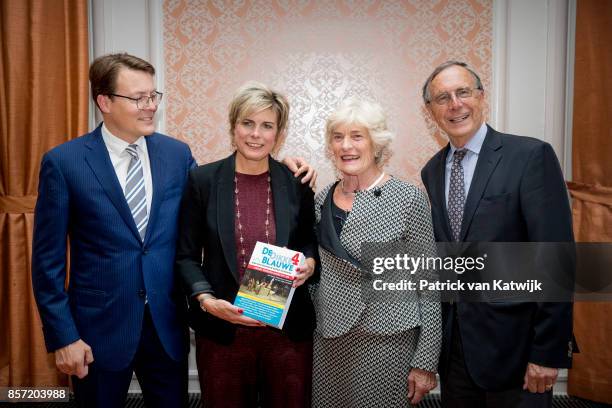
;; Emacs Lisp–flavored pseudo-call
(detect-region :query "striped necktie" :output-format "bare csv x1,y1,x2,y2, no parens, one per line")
124,144,148,241
448,149,467,241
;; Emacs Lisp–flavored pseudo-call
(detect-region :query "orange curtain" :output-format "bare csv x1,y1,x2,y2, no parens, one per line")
567,0,612,403
0,0,89,386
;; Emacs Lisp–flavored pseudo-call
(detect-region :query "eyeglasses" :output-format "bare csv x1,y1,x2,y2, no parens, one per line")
107,91,163,109
430,87,482,106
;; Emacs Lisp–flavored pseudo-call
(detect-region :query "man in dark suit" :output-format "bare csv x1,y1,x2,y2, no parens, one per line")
32,53,195,407
420,61,574,407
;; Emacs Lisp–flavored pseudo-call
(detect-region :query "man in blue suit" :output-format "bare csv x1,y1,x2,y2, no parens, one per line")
421,61,574,407
32,53,195,407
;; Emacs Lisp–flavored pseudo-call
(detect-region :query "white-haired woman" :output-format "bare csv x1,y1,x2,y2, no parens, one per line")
311,97,442,406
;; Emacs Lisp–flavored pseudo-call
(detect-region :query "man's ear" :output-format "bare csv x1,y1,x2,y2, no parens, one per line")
97,94,111,114
424,103,434,119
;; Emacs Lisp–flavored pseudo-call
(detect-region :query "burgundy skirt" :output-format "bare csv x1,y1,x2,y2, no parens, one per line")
196,326,312,408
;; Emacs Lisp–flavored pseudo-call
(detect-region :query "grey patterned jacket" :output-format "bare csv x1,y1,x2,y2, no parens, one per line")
312,177,442,371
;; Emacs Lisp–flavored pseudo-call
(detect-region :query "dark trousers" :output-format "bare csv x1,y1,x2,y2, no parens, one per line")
72,305,188,408
441,318,552,408
196,327,312,408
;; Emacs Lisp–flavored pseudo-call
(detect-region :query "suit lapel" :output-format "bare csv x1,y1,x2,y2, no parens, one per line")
83,126,141,242
460,126,502,240
217,154,239,283
434,145,453,241
317,183,361,268
143,134,167,244
269,158,289,248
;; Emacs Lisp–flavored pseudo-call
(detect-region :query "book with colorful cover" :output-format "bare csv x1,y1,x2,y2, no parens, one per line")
233,241,304,329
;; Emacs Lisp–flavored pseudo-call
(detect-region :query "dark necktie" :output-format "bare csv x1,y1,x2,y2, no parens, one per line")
448,149,467,241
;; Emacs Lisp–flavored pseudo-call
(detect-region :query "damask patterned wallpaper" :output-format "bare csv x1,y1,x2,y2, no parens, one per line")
163,0,492,188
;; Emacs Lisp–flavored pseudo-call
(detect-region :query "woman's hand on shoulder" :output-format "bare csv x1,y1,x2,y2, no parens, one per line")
282,156,317,189
197,294,265,327
407,367,437,405
293,257,316,288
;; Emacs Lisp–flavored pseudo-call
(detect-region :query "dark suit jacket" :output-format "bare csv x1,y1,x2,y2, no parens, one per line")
32,124,195,371
421,125,574,391
175,153,317,344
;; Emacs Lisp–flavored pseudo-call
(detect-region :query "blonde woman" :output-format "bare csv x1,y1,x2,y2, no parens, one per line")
176,82,317,407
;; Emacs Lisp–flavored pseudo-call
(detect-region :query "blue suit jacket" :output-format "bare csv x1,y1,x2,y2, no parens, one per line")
32,124,195,371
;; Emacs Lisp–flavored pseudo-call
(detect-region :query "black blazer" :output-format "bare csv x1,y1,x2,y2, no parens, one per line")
175,153,317,344
421,125,574,391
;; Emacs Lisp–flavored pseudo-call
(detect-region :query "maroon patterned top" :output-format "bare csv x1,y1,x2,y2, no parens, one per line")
234,171,276,279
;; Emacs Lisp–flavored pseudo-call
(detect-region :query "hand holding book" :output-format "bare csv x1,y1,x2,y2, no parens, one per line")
293,258,316,288
197,294,265,327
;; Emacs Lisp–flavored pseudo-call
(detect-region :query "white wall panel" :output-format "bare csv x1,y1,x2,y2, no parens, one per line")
492,0,573,174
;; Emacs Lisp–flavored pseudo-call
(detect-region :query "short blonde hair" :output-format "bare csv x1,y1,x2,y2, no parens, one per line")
325,97,394,167
228,81,290,152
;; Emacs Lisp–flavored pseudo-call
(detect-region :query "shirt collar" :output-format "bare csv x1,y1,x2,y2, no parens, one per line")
101,123,146,155
448,122,487,159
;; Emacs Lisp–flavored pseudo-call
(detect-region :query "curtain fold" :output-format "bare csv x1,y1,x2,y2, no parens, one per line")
567,182,612,404
566,0,612,403
0,0,89,386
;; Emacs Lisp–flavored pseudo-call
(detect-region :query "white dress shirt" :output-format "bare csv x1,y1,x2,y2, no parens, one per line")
445,122,488,208
101,123,153,215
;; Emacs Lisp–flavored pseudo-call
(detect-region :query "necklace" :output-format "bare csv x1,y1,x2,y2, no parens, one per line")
340,171,386,195
234,173,271,269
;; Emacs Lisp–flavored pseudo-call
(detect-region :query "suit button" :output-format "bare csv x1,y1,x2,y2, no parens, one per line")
138,290,146,298
143,248,149,254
